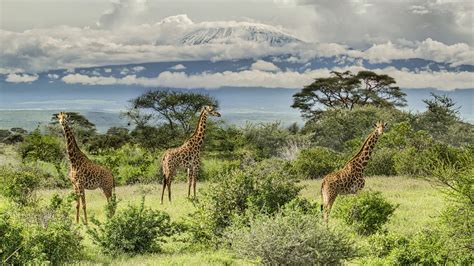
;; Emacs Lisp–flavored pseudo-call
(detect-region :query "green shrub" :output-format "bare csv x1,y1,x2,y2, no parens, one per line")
200,158,240,182
189,158,301,245
365,147,397,176
388,228,451,265
334,191,397,235
292,147,342,179
0,194,83,264
0,213,24,264
366,232,409,258
87,197,174,255
226,208,358,265
93,144,159,185
0,166,42,205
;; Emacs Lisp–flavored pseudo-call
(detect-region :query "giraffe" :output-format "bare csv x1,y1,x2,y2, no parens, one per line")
320,121,387,223
160,106,221,203
57,112,115,224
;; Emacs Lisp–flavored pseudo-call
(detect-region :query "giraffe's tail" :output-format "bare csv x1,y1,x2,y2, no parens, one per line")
320,179,325,213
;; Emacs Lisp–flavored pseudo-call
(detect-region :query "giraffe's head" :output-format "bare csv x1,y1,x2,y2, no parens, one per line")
374,121,387,135
203,105,221,117
57,112,69,126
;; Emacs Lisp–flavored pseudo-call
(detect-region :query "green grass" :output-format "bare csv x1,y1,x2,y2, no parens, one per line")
1,176,444,265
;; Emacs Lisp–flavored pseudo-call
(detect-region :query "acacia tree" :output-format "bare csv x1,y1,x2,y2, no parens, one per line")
125,90,218,134
292,70,406,119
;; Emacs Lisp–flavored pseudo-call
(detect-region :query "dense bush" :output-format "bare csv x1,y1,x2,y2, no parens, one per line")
93,144,159,185
200,158,240,182
0,213,23,264
292,146,342,179
366,232,409,258
0,166,42,205
189,158,301,245
242,122,291,159
303,106,410,151
226,208,358,265
365,147,397,176
87,197,174,255
334,191,397,235
0,195,83,264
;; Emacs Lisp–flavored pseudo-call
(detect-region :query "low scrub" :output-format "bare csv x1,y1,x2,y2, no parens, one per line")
0,194,83,264
334,191,397,235
292,146,342,179
87,197,175,255
226,208,358,265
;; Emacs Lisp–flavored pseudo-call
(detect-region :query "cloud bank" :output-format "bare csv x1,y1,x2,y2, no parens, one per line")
61,66,473,91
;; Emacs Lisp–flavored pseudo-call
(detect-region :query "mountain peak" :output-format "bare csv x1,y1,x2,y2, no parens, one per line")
178,22,302,46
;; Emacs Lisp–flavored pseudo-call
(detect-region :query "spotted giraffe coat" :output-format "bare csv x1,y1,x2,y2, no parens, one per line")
321,121,386,222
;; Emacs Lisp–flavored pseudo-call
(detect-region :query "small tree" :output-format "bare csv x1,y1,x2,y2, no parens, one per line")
292,70,406,120
18,128,66,183
50,112,97,145
126,90,218,134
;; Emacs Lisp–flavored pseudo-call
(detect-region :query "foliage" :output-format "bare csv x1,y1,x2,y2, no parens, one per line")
189,158,301,245
303,105,409,151
0,194,83,265
93,144,159,185
292,70,406,119
87,197,174,256
388,228,452,265
334,191,397,235
292,146,342,179
242,122,291,159
50,112,97,145
126,90,218,135
365,147,397,176
366,232,409,258
18,128,66,183
0,166,42,206
226,208,358,265
88,127,131,153
200,158,240,182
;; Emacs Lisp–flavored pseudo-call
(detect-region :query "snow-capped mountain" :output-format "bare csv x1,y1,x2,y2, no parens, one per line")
178,24,302,46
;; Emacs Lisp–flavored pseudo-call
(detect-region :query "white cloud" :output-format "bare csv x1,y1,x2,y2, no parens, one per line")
97,0,148,29
47,73,60,79
5,73,38,83
169,64,186,70
61,67,474,91
132,66,146,72
104,68,112,73
250,60,280,72
0,12,472,73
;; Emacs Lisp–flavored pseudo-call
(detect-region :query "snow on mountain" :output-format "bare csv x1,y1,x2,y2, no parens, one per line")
178,24,302,46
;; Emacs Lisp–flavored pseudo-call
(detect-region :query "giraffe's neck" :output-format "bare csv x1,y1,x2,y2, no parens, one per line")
187,110,208,148
61,123,86,165
348,129,380,172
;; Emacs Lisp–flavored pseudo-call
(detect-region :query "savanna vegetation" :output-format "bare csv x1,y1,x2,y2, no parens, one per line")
1,71,473,265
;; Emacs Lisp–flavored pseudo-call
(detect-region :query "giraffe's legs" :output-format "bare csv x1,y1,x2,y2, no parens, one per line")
323,195,336,224
167,179,172,203
191,168,198,199
80,189,88,225
187,168,192,198
161,177,167,204
72,183,80,223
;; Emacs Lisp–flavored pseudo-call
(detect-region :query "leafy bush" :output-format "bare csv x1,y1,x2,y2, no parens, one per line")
292,146,342,179
93,144,159,185
189,158,301,245
366,232,409,258
388,228,451,265
0,213,23,264
0,194,83,264
334,191,397,235
87,197,174,255
226,208,358,265
0,166,42,205
200,158,240,182
242,122,291,159
365,147,397,176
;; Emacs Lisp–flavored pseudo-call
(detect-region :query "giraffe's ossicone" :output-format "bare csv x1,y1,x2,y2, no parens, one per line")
160,105,221,203
320,121,387,223
57,112,115,224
